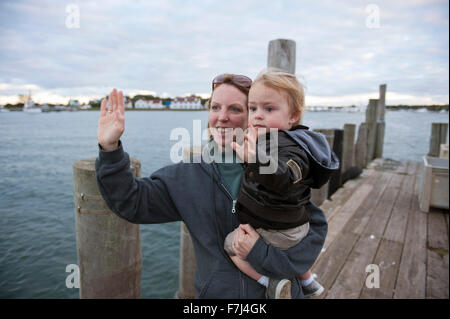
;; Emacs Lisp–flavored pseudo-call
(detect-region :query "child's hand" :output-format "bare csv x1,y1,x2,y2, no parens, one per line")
231,126,258,163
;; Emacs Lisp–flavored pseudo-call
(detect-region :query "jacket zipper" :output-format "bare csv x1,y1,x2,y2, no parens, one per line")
220,183,237,214
220,181,244,297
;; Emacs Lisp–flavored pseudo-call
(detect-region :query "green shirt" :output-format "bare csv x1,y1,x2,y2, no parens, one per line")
216,162,243,200
211,142,243,200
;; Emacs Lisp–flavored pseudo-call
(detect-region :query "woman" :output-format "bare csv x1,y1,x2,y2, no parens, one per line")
95,74,327,298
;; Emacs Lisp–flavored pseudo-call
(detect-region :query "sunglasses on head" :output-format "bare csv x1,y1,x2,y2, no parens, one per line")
212,74,252,91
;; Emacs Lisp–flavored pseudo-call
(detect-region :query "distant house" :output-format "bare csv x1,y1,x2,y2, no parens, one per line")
124,97,133,109
135,98,149,109
170,96,202,109
150,99,163,109
81,104,92,110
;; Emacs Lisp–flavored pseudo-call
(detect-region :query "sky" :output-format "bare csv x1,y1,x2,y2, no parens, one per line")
0,0,448,106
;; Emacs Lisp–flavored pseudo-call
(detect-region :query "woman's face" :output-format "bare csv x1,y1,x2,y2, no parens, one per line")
208,84,248,147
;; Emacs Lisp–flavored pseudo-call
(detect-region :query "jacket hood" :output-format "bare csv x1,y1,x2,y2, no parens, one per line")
284,125,340,188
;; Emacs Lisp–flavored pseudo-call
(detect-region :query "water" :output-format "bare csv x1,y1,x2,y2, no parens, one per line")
0,109,448,298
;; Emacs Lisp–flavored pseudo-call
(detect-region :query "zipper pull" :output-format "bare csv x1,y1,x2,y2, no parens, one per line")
231,200,237,214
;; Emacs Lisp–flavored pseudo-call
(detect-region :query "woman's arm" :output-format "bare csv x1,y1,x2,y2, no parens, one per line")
95,140,182,224
244,201,327,278
95,89,181,224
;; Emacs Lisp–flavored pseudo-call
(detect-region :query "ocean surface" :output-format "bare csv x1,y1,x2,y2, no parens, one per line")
0,109,448,298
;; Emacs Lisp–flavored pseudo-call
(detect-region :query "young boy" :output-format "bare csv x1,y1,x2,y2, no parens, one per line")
226,69,339,299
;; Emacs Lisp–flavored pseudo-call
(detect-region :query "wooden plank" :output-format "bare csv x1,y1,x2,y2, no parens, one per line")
383,164,415,243
426,249,449,299
322,183,373,252
325,170,405,299
314,169,393,299
311,231,360,299
427,210,449,251
352,171,393,235
393,197,428,298
446,213,449,238
359,239,403,299
320,169,374,223
426,209,449,299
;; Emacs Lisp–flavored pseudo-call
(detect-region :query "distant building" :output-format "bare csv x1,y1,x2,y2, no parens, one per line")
124,97,133,109
170,96,202,109
135,98,164,109
135,98,149,109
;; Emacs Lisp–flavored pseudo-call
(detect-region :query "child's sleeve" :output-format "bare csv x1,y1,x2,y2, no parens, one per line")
245,135,310,194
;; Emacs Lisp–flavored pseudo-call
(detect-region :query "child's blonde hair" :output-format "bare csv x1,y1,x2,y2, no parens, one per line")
253,68,305,124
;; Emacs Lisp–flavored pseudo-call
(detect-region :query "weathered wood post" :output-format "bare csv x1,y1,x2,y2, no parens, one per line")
175,147,202,299
311,129,334,205
268,39,296,74
175,223,197,299
342,124,356,173
355,123,368,169
375,84,387,158
377,84,386,121
365,99,378,163
73,158,142,298
328,129,343,197
428,123,449,157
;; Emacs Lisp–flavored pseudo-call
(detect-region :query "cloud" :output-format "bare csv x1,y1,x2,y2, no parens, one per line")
0,0,448,105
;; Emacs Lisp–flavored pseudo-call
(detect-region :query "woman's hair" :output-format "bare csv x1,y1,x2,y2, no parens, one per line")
253,68,305,124
208,74,250,108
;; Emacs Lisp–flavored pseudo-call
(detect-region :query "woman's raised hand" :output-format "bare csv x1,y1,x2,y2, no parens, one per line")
97,88,125,151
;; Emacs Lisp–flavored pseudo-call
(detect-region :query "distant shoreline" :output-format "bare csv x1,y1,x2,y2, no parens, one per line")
2,104,448,112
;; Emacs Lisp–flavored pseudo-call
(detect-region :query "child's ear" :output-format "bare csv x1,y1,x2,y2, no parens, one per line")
289,111,301,126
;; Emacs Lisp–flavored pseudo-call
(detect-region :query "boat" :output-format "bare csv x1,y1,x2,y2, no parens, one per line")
0,105,10,112
23,99,41,113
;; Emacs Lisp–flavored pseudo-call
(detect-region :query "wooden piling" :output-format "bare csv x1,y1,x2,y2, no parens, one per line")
375,121,385,158
377,84,386,121
328,129,343,198
267,39,296,74
342,124,356,173
73,158,142,298
311,129,334,205
375,84,387,158
355,123,368,169
428,123,449,157
175,223,197,299
365,99,379,163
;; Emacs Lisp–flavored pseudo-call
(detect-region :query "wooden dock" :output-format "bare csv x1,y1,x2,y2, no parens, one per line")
312,158,449,299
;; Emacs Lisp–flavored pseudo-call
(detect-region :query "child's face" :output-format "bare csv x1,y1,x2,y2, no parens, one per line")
248,82,299,133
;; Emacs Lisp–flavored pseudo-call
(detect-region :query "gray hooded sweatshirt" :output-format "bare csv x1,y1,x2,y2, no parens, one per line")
95,140,328,298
